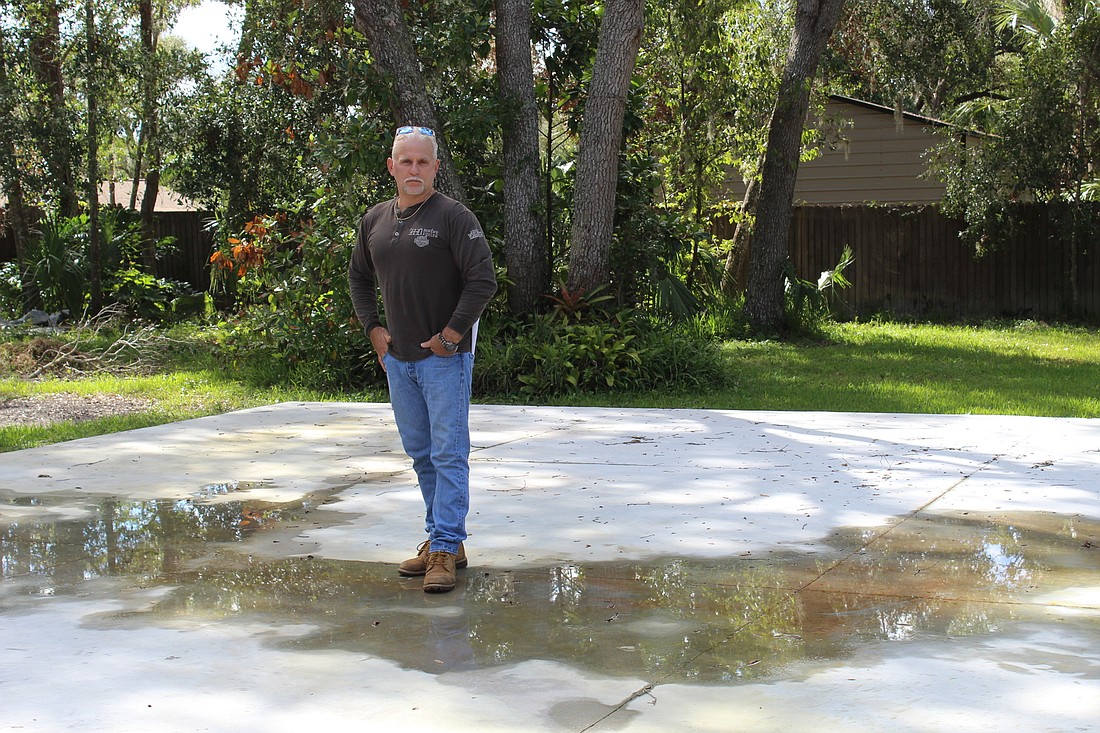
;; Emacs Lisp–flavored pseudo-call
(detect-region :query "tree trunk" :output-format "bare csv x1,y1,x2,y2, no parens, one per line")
566,0,645,295
27,0,78,218
719,173,759,296
352,0,466,203
745,0,846,332
0,25,36,310
130,132,143,209
495,0,549,314
86,0,103,314
138,0,160,274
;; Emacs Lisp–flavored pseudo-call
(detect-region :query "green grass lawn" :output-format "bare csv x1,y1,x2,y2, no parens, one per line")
522,321,1100,417
2,319,1098,452
717,320,1099,416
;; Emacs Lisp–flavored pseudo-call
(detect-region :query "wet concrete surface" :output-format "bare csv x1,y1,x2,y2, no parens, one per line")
1,403,1098,732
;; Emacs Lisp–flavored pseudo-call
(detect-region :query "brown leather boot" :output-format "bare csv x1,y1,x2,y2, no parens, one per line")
398,541,467,577
423,551,458,593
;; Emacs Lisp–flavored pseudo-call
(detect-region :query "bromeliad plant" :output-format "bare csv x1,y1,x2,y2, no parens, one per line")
474,302,730,398
515,319,644,394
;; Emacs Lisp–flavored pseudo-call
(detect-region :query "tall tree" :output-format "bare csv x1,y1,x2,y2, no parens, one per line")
496,0,550,313
640,0,790,297
566,0,646,294
745,0,847,332
828,0,1001,117
85,0,103,313
351,0,467,202
0,20,34,309
931,0,1100,312
642,0,744,227
25,0,79,218
137,0,162,274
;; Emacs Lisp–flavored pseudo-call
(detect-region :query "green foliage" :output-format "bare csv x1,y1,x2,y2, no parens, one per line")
515,320,643,394
24,214,90,316
107,268,189,321
827,0,1003,116
609,151,694,312
207,196,378,391
474,308,730,398
638,0,788,224
683,292,756,341
171,3,388,231
17,209,193,322
929,0,1100,262
0,262,24,320
783,245,855,331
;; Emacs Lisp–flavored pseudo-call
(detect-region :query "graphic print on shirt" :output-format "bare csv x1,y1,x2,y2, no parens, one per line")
408,226,440,248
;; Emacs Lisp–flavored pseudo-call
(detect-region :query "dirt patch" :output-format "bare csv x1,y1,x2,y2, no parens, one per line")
0,338,67,377
0,393,155,428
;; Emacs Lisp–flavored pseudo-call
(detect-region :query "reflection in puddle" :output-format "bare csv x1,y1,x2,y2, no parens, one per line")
1,498,1097,683
0,490,330,592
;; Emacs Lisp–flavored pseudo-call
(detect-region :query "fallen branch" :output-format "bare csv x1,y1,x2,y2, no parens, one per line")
26,305,181,378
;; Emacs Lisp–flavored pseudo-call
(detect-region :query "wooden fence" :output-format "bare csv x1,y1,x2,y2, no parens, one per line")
0,209,214,292
153,211,215,290
5,205,1100,320
715,204,1100,321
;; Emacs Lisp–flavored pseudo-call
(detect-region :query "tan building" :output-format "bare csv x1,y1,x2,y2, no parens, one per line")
724,95,981,206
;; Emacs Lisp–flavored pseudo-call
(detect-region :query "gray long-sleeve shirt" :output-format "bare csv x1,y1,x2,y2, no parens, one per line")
348,192,497,361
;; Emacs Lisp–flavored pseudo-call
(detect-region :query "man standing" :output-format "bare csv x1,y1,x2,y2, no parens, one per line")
348,126,497,593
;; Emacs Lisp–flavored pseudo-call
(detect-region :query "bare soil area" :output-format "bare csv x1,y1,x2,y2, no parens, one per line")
0,393,155,428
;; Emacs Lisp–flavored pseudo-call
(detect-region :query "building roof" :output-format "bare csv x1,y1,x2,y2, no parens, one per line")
1,182,201,213
827,94,987,138
98,181,201,212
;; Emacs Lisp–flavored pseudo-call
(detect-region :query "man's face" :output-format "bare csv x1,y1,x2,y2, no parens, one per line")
387,135,439,200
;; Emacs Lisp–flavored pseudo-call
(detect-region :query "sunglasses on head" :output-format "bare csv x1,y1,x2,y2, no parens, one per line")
396,126,435,137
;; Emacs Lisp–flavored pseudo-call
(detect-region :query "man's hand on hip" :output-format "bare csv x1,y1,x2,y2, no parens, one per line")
369,326,392,369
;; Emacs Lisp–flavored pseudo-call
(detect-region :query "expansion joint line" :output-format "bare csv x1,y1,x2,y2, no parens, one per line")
577,435,1034,731
803,442,1024,593
581,617,761,731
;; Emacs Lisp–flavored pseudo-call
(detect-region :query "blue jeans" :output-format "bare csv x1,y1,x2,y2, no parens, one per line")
383,352,473,555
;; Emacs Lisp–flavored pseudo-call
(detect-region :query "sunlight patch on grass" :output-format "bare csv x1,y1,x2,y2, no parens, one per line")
1,367,387,452
3,319,1098,452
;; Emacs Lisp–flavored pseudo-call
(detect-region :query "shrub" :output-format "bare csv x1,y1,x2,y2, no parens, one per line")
207,205,381,391
474,308,730,398
24,213,90,315
108,268,191,321
0,261,22,319
783,245,854,334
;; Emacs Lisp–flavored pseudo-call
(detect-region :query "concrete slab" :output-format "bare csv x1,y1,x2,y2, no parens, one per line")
2,403,1098,732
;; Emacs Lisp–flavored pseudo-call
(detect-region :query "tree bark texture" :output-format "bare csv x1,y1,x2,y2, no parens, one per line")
85,0,102,313
495,0,549,314
27,0,78,218
566,0,645,295
0,25,34,309
719,173,759,296
138,0,161,274
352,0,466,203
745,0,846,332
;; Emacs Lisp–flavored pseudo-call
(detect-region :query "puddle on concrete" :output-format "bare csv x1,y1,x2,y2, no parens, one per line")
0,486,342,591
1,496,1097,683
